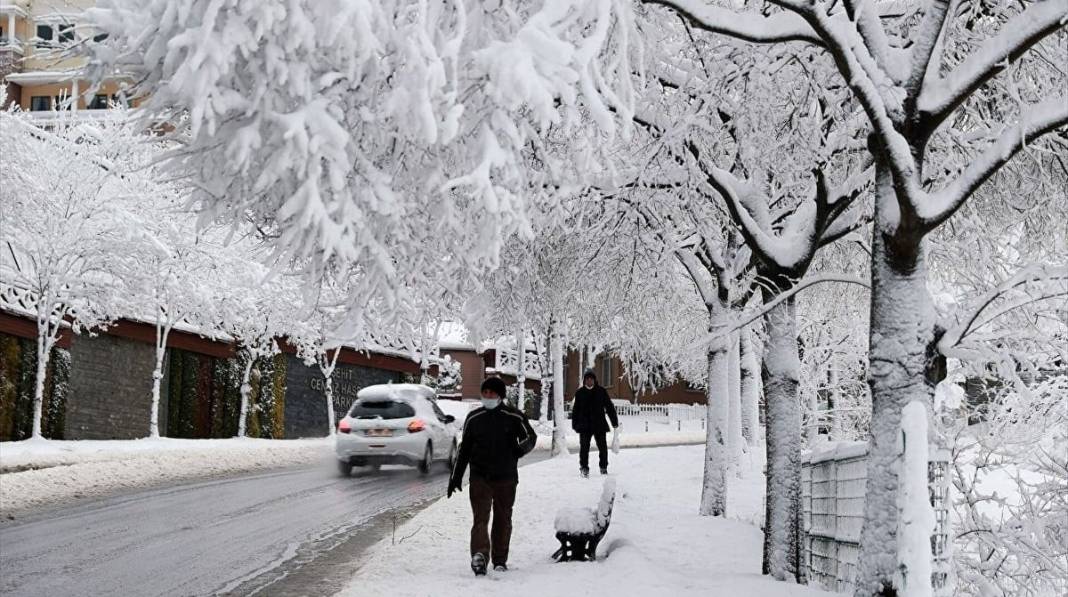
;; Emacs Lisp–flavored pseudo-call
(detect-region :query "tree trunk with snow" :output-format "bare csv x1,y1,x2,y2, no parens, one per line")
538,331,551,425
148,315,173,439
237,357,255,438
516,328,526,412
740,327,761,447
550,330,569,457
896,401,936,597
699,316,731,516
324,376,337,436
761,295,802,582
319,349,341,437
31,322,53,440
828,366,843,441
728,330,745,466
806,377,821,446
856,167,939,596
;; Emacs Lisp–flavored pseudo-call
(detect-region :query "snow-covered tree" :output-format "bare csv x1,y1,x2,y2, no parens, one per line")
129,209,230,438
0,108,147,439
86,0,636,337
610,26,869,572
215,255,300,438
636,1,1067,590
432,354,462,396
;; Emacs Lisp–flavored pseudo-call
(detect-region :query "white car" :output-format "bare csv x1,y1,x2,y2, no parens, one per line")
335,384,461,476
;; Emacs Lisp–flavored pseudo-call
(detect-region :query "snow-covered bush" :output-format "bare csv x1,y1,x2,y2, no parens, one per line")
947,374,1068,597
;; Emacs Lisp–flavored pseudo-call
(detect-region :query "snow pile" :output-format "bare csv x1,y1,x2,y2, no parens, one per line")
597,476,617,522
554,506,597,534
339,445,842,597
0,437,331,517
554,477,616,534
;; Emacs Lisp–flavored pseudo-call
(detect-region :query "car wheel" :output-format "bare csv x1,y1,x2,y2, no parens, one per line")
337,459,353,477
418,442,432,475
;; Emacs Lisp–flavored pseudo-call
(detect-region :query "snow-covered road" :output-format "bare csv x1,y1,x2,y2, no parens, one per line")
0,461,466,597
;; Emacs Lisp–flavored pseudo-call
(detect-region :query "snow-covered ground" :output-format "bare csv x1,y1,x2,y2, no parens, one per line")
339,444,842,597
531,420,705,451
0,437,332,516
0,413,704,519
439,400,707,449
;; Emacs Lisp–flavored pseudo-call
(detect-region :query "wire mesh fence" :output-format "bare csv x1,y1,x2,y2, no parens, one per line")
800,441,951,595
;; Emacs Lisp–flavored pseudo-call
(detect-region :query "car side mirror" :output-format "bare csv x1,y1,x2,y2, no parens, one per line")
443,415,456,424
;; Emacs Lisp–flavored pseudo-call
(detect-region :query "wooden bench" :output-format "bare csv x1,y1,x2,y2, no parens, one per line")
552,477,616,562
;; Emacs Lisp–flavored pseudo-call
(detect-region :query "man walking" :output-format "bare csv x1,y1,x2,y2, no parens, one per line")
571,369,619,477
447,377,537,576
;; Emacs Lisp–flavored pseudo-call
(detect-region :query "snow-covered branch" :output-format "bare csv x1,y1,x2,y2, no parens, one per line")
938,264,1068,356
921,96,1068,229
917,0,1068,131
685,273,870,353
643,0,823,45
905,0,953,95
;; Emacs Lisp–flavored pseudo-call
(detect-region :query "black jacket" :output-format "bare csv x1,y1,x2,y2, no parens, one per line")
450,403,536,484
571,384,619,434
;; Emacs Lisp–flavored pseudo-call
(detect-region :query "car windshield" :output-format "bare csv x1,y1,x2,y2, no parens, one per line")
348,400,416,420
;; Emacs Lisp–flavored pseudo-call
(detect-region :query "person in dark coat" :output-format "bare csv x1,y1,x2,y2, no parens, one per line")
447,377,536,576
571,369,619,477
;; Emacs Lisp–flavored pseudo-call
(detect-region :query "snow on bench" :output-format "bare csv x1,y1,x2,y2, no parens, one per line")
552,477,616,562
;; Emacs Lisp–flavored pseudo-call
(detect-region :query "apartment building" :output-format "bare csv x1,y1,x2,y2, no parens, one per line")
1,0,132,117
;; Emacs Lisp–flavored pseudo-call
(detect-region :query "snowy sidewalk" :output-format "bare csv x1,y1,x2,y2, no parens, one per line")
339,445,842,597
0,437,331,516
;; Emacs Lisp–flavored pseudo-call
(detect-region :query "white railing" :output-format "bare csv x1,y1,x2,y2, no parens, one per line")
800,441,952,596
614,402,703,420
566,401,703,421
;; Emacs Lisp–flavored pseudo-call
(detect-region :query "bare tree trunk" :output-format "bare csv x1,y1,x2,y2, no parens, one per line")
237,356,255,438
762,296,802,582
699,316,730,516
550,329,569,457
728,330,745,467
740,327,761,447
856,166,938,597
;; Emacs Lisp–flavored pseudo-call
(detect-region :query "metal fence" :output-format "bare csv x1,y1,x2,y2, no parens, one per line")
800,441,952,596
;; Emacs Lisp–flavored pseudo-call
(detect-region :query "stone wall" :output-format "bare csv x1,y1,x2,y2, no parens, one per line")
65,333,158,439
283,354,401,438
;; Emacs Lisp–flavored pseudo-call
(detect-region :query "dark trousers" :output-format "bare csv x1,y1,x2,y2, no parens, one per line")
469,475,518,566
579,431,609,470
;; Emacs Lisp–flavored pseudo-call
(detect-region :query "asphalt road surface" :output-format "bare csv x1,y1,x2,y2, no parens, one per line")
0,457,516,597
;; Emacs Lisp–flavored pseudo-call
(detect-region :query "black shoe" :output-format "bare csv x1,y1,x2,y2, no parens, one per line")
600,466,608,475
580,467,589,478
471,553,487,576
493,564,508,572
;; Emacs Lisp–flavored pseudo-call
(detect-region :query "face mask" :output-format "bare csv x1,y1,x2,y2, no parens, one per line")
481,398,501,410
